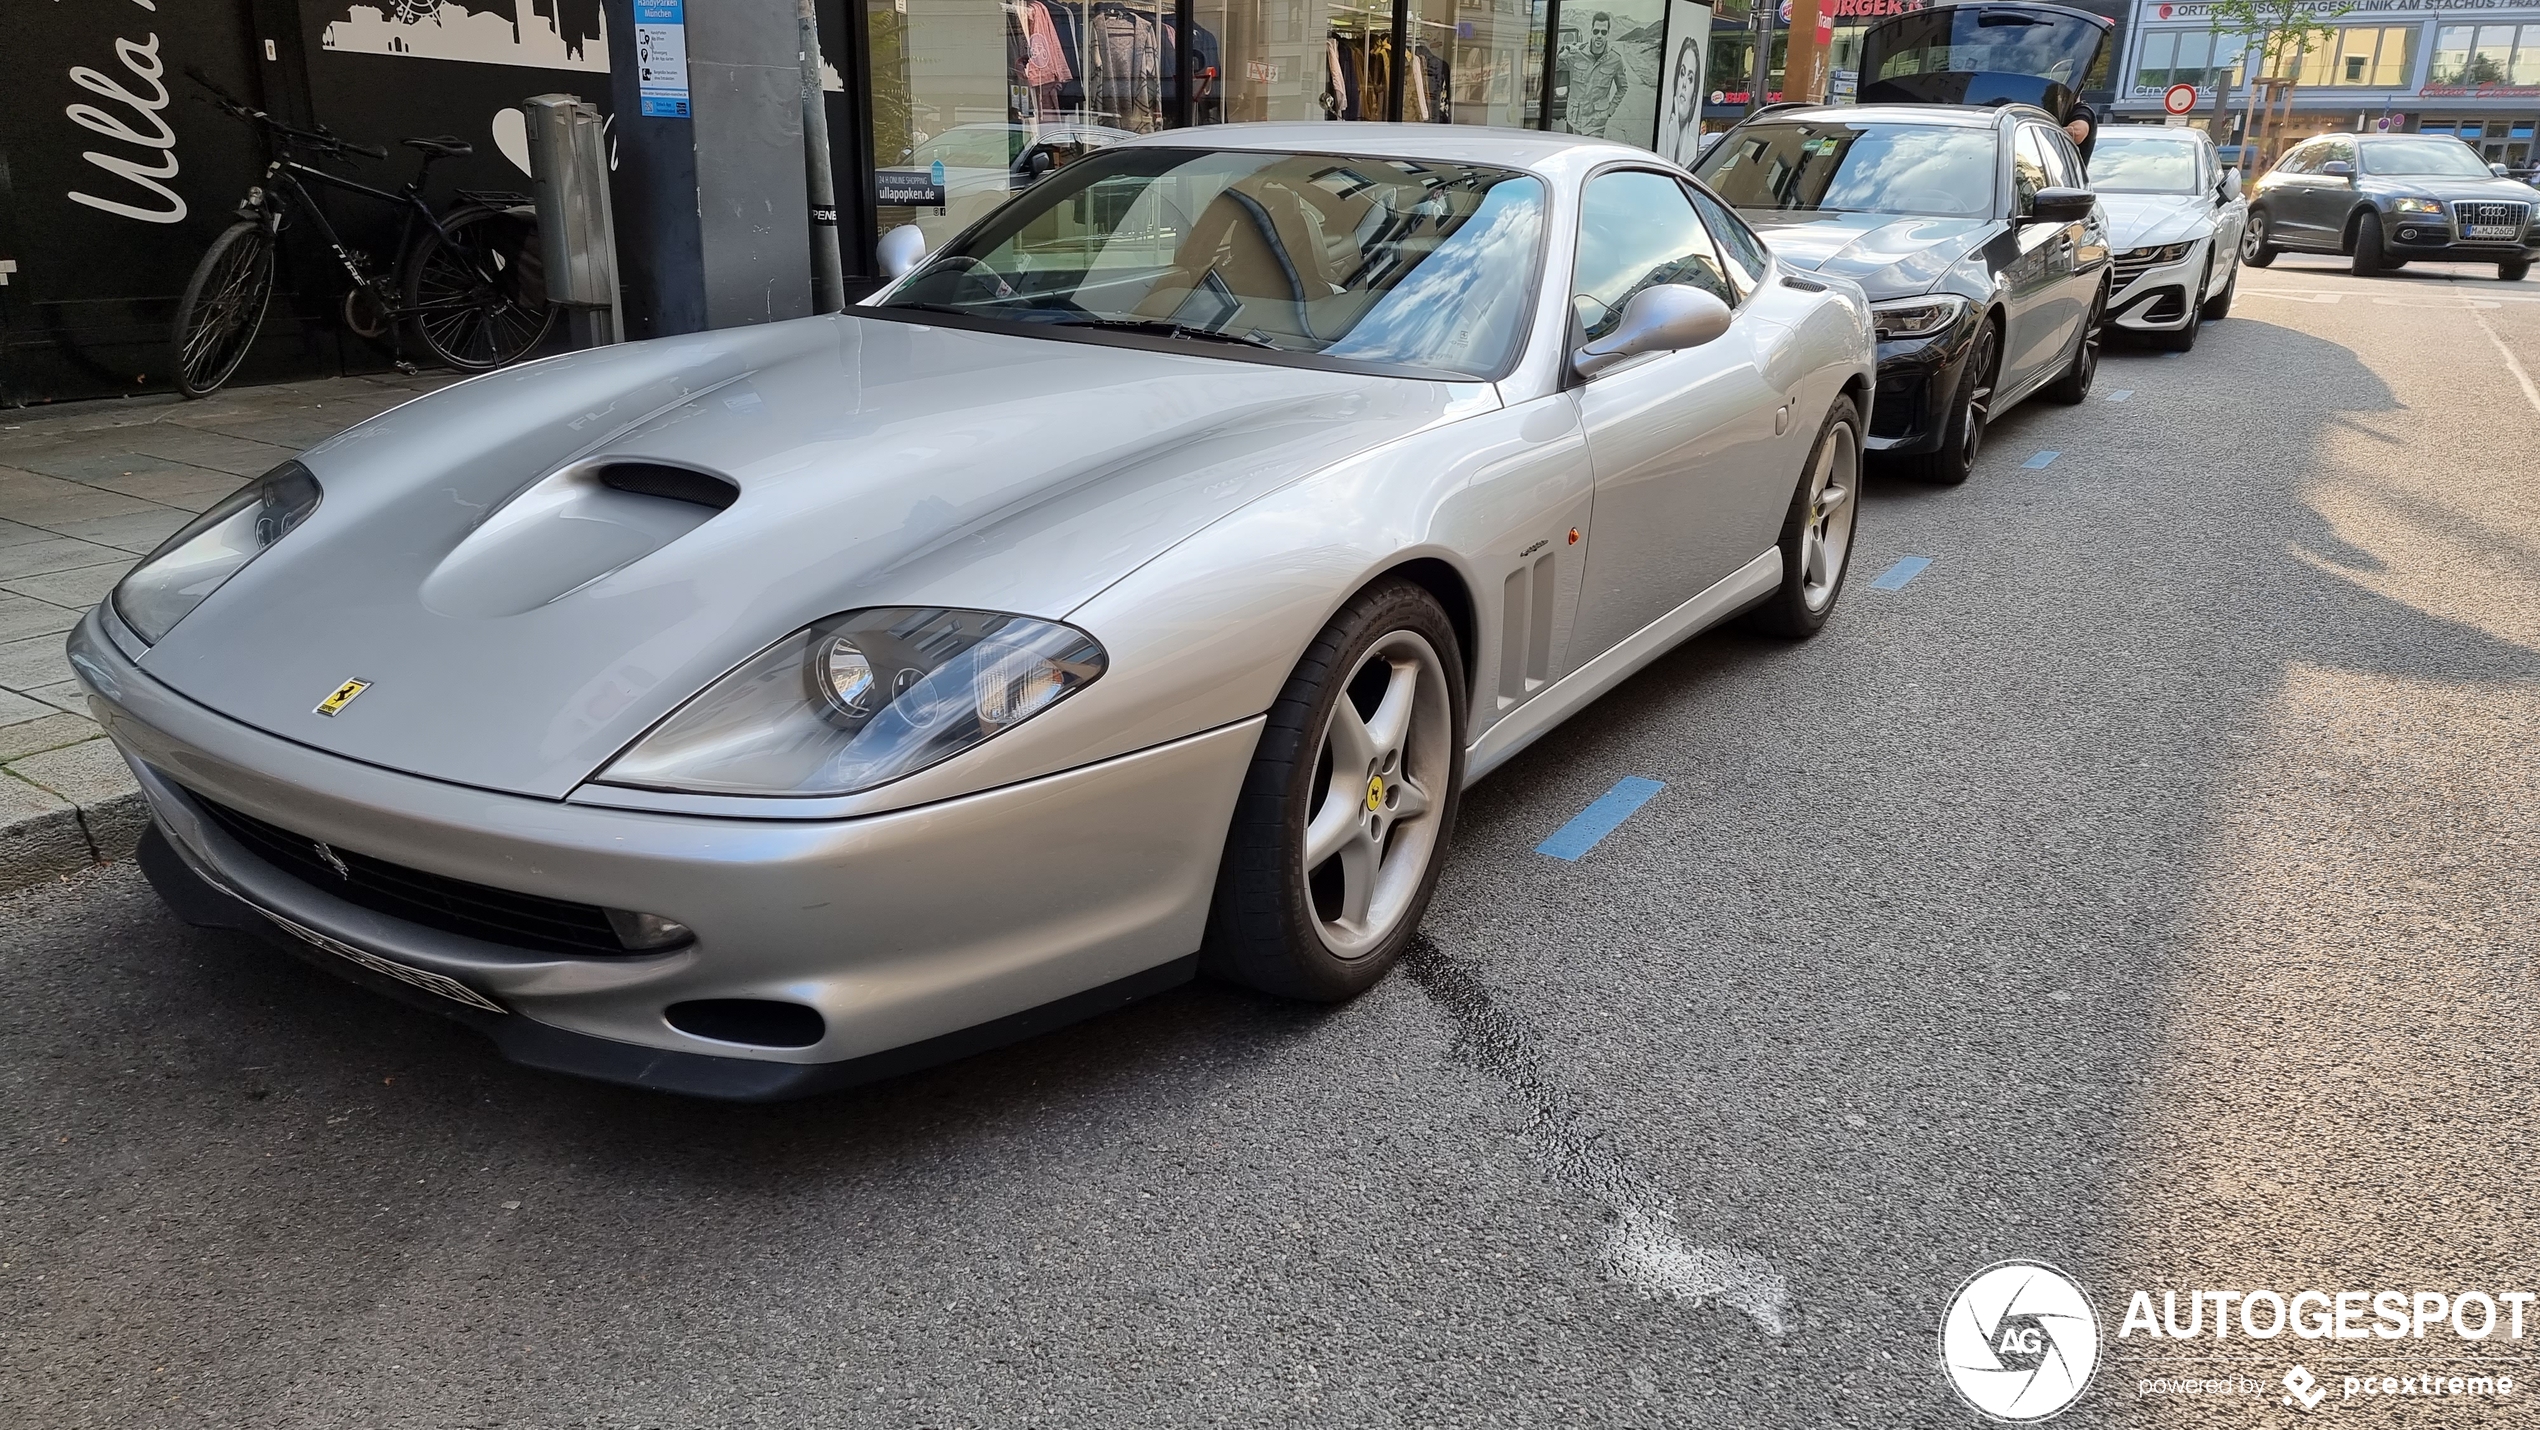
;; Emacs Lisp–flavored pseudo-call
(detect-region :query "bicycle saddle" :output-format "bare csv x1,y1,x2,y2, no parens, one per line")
402,136,473,159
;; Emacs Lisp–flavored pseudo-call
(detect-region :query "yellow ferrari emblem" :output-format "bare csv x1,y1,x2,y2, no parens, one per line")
314,678,371,717
1365,774,1385,812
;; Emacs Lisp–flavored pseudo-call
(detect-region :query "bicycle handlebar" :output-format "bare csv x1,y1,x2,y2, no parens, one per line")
185,67,388,160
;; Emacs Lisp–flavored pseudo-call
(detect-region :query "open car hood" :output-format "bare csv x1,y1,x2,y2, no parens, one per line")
1857,3,2114,124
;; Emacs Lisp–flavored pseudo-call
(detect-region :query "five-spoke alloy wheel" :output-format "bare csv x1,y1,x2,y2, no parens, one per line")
1206,579,1465,1000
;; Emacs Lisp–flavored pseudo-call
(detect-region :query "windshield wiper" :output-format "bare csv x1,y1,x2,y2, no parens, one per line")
1051,317,1286,349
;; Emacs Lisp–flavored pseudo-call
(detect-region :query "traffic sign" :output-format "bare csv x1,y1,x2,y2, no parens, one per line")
2163,83,2199,115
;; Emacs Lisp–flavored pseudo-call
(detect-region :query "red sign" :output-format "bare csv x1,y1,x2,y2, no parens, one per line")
1824,0,1927,14
2163,82,2199,114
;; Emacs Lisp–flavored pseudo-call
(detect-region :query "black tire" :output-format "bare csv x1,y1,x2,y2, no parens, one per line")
171,220,276,398
2200,262,2236,321
402,204,555,371
1203,579,1466,1002
2350,211,2386,276
2242,208,2278,268
1748,396,1863,639
2042,281,2107,404
2503,260,2531,282
2156,260,2206,352
1893,318,1997,486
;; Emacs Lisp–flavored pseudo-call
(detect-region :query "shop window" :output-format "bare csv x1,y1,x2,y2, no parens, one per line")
866,0,1171,255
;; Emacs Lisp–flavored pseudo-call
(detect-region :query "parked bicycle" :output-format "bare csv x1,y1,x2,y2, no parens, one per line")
172,69,556,398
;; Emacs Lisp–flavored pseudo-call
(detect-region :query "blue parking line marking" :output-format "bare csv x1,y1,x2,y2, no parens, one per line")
1869,556,1931,590
1538,777,1664,861
2023,450,2059,469
2105,389,2134,403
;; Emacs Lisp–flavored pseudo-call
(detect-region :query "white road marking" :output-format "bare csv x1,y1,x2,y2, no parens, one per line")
1405,938,1792,1336
2469,304,2540,415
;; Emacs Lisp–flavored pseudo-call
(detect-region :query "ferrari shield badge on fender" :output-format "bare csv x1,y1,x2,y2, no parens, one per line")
314,678,371,717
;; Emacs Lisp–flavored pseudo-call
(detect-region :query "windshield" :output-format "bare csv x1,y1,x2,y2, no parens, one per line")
2360,139,2494,178
2089,134,2203,193
1694,121,1998,217
874,147,1545,380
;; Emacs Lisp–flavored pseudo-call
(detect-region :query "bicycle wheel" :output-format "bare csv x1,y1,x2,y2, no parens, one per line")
401,204,555,371
171,220,276,398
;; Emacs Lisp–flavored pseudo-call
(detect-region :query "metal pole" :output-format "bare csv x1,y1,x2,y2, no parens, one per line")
799,0,847,313
1747,0,1776,115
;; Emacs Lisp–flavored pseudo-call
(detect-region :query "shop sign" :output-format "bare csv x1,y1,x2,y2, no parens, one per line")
876,169,946,206
2154,0,2531,17
2419,84,2540,98
634,0,692,119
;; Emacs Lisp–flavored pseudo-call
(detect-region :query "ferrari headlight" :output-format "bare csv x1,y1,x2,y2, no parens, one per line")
596,607,1107,796
2392,197,2444,215
2123,242,2196,263
111,461,321,644
1870,295,1968,342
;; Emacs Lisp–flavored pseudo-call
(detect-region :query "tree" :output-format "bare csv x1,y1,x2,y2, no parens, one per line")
2206,0,2354,181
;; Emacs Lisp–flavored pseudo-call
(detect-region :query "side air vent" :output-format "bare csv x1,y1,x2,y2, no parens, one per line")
595,461,739,510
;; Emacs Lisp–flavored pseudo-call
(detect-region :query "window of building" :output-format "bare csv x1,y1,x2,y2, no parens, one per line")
2431,22,2539,88
2135,29,2245,93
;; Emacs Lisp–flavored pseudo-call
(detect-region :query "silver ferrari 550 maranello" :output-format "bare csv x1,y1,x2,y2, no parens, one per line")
69,124,1875,1098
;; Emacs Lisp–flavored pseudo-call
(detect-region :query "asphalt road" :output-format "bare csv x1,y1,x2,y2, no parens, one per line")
5,257,2535,1429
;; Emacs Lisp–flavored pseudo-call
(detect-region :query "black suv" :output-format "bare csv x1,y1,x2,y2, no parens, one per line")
2247,133,2540,281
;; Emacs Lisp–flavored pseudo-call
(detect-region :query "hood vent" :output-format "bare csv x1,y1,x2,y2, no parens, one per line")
420,460,738,619
596,461,740,511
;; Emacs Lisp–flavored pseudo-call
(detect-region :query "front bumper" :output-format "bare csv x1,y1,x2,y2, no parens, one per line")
69,607,1259,1098
2108,244,2206,333
2381,214,2540,261
1865,307,1984,455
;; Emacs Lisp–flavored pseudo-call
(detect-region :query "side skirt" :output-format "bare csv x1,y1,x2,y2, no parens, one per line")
1461,549,1782,786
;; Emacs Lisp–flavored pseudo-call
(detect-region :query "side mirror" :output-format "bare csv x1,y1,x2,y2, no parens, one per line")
2321,159,2354,178
2028,186,2095,224
2220,166,2241,193
877,223,927,279
2492,161,2512,178
1572,284,1734,379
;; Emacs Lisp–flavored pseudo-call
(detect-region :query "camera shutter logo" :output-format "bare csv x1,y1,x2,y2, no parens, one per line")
1938,1260,2103,1421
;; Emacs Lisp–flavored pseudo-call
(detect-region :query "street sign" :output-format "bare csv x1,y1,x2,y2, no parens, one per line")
2163,82,2198,116
634,0,691,119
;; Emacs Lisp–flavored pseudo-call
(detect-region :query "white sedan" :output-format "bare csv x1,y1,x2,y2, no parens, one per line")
2089,125,2248,352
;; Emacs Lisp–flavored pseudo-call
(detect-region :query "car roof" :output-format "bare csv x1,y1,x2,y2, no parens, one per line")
1734,103,2023,130
1116,121,1649,172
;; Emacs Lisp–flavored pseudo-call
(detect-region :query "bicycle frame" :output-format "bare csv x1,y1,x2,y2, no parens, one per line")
256,156,472,322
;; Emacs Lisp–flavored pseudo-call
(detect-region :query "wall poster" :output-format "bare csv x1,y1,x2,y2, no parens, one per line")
1657,0,1714,164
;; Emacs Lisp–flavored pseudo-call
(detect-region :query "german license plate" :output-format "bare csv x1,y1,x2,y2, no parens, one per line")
2467,223,2518,240
264,910,506,1014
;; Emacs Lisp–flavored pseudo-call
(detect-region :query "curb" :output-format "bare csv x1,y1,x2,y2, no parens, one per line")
1,733,146,896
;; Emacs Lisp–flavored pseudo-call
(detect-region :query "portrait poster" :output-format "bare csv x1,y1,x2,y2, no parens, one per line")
1551,0,1667,149
1656,0,1715,165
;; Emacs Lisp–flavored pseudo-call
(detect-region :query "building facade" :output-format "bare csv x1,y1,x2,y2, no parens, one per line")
3,0,1724,404
2109,0,2539,170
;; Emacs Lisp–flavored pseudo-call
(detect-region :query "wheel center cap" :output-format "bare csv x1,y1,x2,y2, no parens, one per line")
1365,774,1385,812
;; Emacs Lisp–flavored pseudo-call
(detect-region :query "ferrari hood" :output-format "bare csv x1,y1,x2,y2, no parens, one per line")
2098,193,2215,252
136,314,1483,798
1743,212,1994,300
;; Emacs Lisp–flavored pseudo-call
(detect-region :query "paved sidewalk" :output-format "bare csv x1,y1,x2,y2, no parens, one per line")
0,373,454,890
